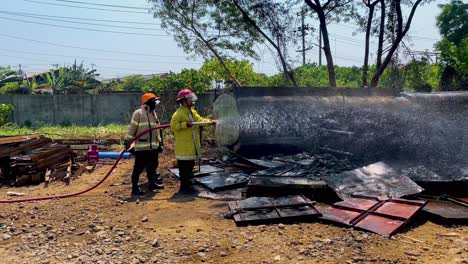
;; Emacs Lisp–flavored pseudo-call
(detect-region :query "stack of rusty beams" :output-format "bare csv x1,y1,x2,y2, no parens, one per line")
0,136,51,160
226,195,321,225
10,143,72,186
317,194,427,237
0,136,51,184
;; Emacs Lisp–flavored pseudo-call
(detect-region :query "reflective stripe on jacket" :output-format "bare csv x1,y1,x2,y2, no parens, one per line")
170,106,210,160
125,105,161,151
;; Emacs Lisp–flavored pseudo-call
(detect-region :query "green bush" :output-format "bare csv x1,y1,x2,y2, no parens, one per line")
0,104,14,126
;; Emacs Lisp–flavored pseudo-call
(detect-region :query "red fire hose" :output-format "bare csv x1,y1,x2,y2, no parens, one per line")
0,124,170,204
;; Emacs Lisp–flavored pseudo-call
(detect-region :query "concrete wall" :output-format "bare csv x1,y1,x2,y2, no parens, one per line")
0,92,215,126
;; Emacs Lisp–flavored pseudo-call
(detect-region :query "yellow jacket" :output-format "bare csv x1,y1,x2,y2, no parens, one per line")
170,106,210,160
125,105,162,151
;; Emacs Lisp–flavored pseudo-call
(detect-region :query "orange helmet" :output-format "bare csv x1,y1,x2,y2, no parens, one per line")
141,93,159,105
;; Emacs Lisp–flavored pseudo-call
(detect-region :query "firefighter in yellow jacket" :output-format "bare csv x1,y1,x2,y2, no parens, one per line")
170,89,216,193
125,93,164,196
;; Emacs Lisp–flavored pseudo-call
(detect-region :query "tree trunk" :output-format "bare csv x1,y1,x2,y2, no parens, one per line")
370,0,422,87
363,4,375,87
305,0,336,87
376,0,385,70
319,15,337,87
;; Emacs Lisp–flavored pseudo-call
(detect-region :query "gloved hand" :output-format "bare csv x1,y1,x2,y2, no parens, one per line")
123,140,131,151
186,121,192,128
210,120,217,125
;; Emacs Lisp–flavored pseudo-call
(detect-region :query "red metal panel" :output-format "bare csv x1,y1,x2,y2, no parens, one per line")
319,206,361,225
318,195,427,237
374,202,420,219
335,198,379,211
355,214,405,237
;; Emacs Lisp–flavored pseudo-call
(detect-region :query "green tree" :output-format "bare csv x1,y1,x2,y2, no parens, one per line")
200,59,268,86
436,0,467,45
401,58,439,92
145,69,212,94
293,64,329,87
149,0,261,86
45,68,68,94
435,0,468,90
0,104,14,126
0,66,17,80
119,75,146,91
65,61,100,91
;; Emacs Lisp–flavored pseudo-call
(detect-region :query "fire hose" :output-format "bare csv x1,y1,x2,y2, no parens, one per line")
0,122,214,204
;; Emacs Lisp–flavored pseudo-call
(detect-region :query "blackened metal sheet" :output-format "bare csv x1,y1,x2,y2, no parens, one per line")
194,172,249,192
413,195,468,222
251,163,299,176
318,195,427,237
325,162,424,199
399,165,468,182
169,165,224,178
227,195,320,225
245,159,286,169
424,200,468,221
248,176,327,189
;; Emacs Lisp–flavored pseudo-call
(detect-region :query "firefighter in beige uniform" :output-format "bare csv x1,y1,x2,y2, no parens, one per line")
124,93,164,196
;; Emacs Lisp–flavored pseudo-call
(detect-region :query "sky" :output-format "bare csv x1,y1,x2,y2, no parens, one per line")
0,0,448,79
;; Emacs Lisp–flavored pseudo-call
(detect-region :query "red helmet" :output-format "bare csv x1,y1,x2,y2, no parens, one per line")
176,89,198,102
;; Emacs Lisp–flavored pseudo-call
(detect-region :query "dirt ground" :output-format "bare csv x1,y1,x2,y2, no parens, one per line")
0,149,467,264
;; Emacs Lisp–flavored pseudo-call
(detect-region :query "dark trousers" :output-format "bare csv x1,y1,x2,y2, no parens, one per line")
131,150,159,192
177,160,195,190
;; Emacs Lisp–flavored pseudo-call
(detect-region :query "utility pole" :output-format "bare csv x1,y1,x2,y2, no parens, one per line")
301,7,306,66
295,7,312,66
319,28,322,66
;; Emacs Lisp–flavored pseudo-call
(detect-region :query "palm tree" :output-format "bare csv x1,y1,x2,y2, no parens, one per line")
45,68,67,94
66,61,100,91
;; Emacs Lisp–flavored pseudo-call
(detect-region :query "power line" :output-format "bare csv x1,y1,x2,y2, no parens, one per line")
56,0,150,10
0,10,159,25
331,22,439,42
0,48,203,65
0,33,187,58
0,11,163,31
0,55,173,73
24,0,149,14
0,16,169,37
